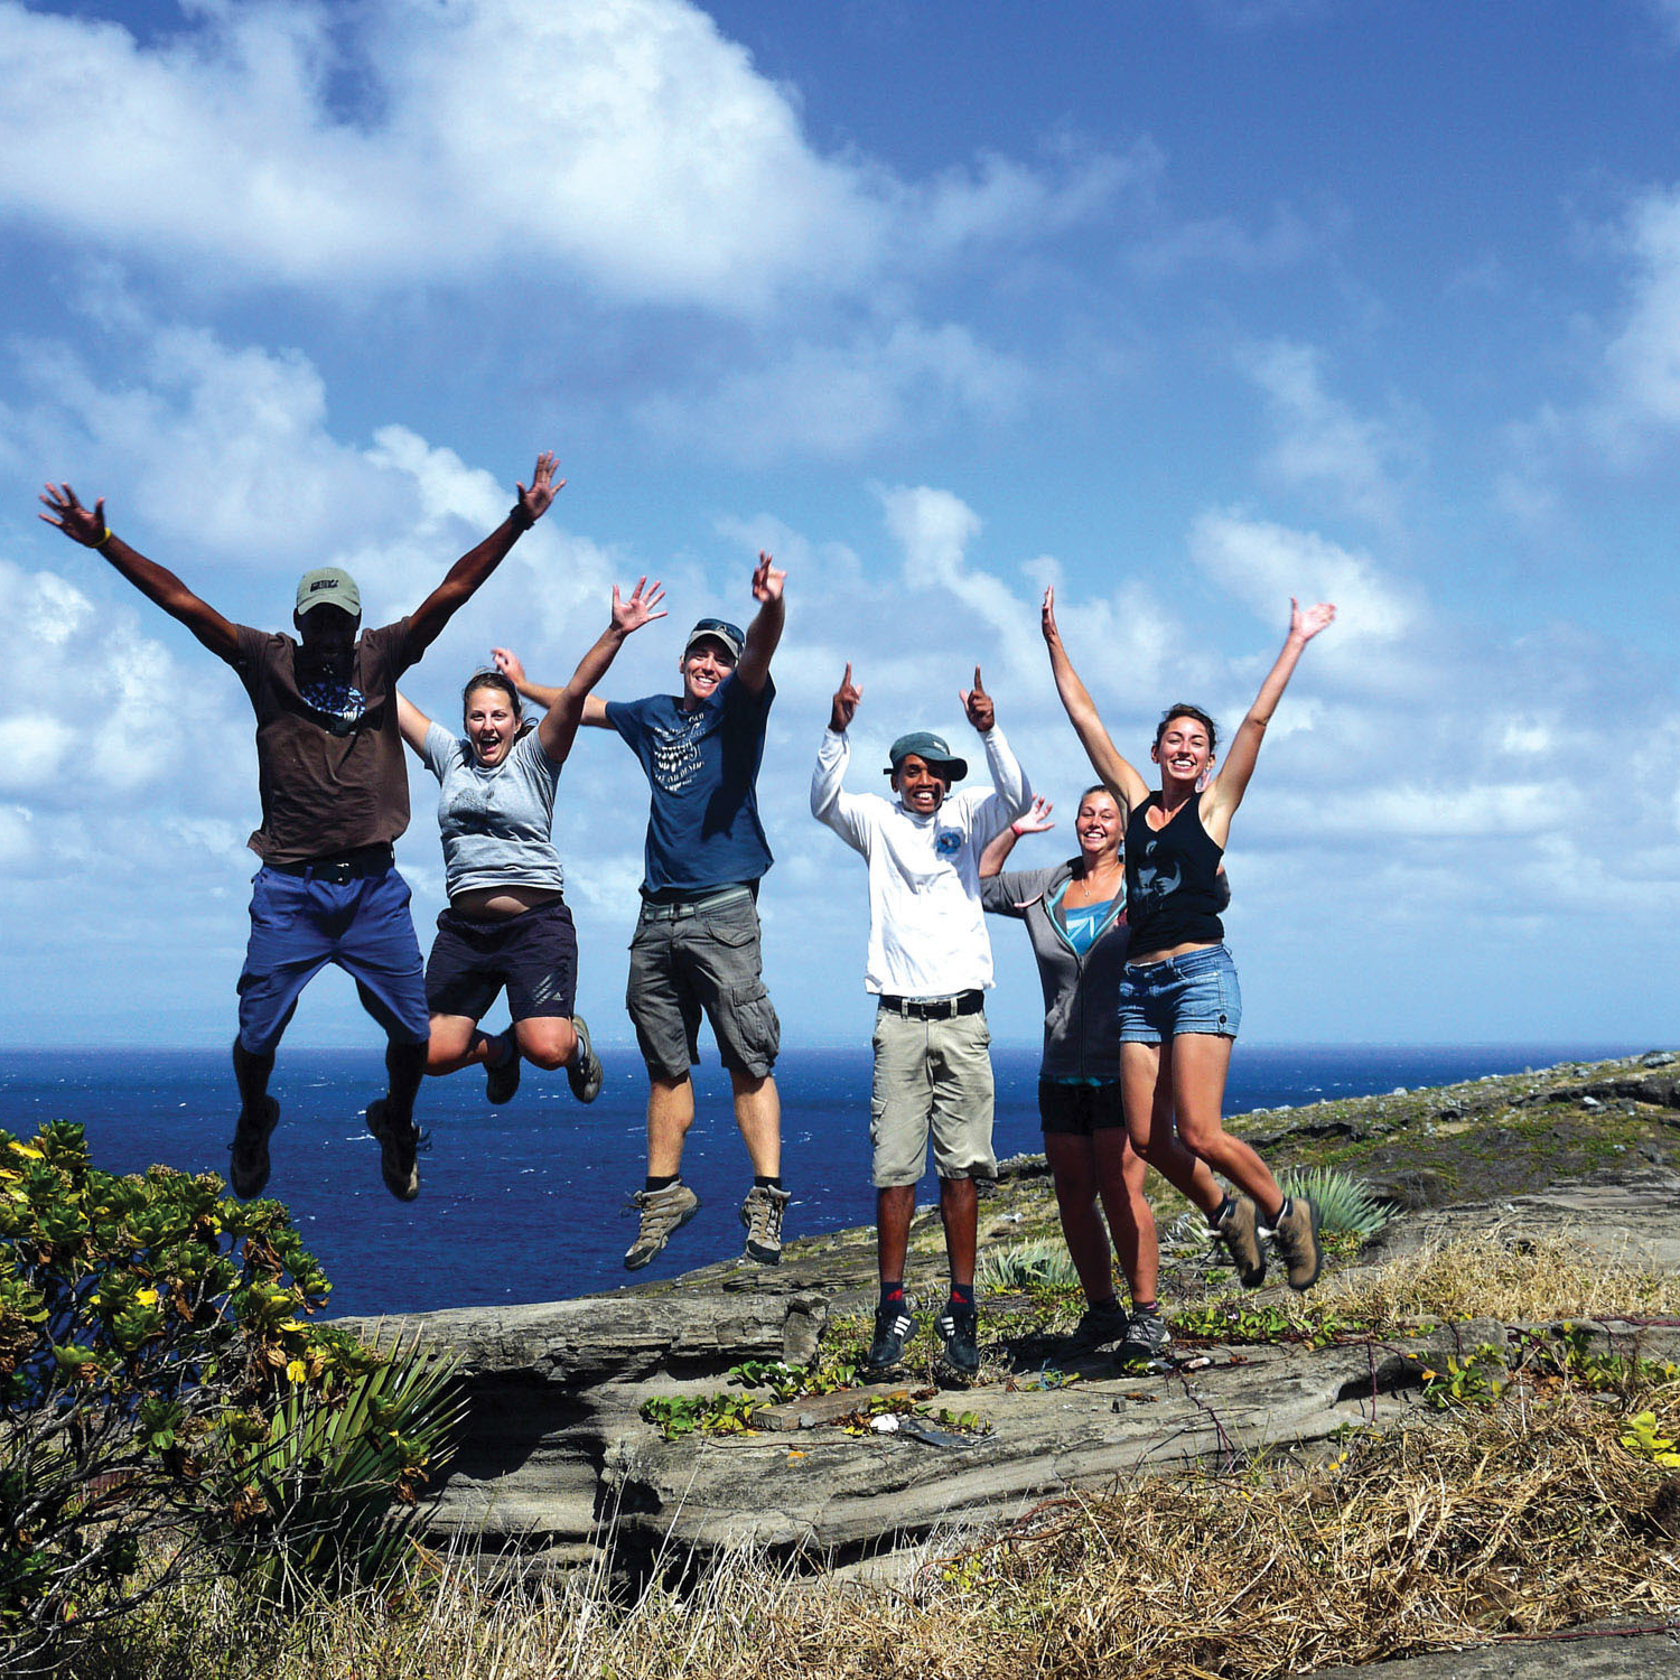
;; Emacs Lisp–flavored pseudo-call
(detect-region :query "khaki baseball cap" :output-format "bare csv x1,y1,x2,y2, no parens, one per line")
295,567,361,618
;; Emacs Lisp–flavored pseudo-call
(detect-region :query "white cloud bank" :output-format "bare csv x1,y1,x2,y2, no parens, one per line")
0,0,1131,315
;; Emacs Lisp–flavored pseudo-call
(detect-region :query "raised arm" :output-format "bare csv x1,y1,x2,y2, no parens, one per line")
492,646,611,729
734,550,786,696
961,667,1034,835
810,664,872,853
978,796,1053,879
1203,598,1335,833
39,484,239,663
536,579,666,763
395,691,432,756
406,452,563,656
1041,586,1149,813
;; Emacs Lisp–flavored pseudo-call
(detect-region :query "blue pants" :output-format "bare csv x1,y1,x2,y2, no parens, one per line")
236,864,430,1055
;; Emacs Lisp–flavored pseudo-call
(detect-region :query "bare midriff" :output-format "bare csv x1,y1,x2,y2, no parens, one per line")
1126,938,1219,968
449,884,563,921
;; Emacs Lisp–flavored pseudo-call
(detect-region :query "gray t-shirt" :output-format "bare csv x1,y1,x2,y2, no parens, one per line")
420,721,566,900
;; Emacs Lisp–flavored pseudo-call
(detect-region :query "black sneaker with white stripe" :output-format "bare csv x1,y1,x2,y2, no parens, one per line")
866,1300,915,1374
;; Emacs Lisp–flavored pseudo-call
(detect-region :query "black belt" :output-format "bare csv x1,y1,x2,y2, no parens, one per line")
267,843,394,885
877,989,984,1020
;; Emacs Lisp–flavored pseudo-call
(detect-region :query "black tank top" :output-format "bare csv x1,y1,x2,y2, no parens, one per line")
1124,794,1225,956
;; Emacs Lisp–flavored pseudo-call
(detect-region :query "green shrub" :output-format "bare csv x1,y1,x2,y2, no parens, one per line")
1277,1165,1394,1241
0,1121,461,1667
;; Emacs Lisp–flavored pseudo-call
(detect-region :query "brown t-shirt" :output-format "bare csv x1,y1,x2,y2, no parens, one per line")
232,620,418,865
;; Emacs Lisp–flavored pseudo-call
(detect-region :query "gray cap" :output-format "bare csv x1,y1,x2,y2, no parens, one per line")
885,729,967,782
684,617,745,661
295,567,361,618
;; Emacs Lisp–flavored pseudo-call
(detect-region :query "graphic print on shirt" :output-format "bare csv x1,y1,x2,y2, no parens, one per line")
298,672,367,737
1131,835,1181,914
649,715,706,795
936,828,962,857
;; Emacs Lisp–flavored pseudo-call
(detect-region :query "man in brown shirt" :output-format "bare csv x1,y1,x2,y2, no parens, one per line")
39,454,562,1202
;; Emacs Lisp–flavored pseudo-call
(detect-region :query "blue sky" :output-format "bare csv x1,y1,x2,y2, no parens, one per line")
4,0,1680,1049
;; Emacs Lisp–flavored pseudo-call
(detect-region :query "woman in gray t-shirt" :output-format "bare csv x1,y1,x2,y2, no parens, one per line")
397,580,665,1107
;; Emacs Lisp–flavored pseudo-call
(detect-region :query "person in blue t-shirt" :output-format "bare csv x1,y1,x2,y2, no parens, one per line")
494,551,788,1271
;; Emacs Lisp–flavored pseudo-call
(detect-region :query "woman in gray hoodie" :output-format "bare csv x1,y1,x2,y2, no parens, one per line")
980,786,1227,1365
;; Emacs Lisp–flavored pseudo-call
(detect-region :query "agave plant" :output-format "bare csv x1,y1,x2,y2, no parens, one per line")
217,1327,466,1604
977,1239,1080,1294
1276,1165,1394,1241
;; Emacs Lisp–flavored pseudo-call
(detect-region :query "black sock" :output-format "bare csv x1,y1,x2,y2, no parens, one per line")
484,1029,515,1066
948,1281,975,1310
1089,1295,1120,1313
1208,1195,1235,1230
880,1280,906,1311
1131,1299,1159,1317
645,1173,679,1193
1269,1195,1292,1226
754,1174,783,1190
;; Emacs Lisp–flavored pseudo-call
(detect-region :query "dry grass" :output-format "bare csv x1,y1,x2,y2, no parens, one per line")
57,1234,1680,1680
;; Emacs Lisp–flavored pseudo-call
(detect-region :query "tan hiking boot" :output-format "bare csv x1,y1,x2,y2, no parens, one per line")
1266,1196,1323,1292
624,1181,700,1270
1215,1195,1267,1288
739,1183,791,1264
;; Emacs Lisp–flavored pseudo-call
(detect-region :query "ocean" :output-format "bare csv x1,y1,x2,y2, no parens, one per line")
0,1042,1642,1320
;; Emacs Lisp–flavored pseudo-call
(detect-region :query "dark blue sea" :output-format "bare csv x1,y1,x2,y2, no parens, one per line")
0,1043,1641,1320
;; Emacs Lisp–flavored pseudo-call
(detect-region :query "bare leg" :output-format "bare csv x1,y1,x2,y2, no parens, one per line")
514,1016,578,1072
729,1070,781,1177
1043,1133,1116,1305
421,1013,484,1076
877,1183,915,1281
939,1176,978,1290
1169,1033,1284,1218
1093,1127,1155,1305
647,1074,696,1178
1119,1041,1227,1217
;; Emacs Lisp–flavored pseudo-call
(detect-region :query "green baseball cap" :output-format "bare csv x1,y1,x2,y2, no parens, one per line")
295,567,361,618
885,730,967,782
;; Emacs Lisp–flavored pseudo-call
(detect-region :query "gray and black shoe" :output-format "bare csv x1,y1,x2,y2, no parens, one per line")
866,1301,915,1375
566,1015,603,1104
1071,1298,1130,1352
624,1181,700,1270
366,1098,424,1201
229,1095,280,1200
935,1300,981,1385
485,1029,521,1107
740,1183,791,1264
1214,1195,1268,1289
1265,1196,1324,1292
1116,1306,1172,1369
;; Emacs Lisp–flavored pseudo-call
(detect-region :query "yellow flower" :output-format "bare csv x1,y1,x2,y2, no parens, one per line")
286,1359,306,1384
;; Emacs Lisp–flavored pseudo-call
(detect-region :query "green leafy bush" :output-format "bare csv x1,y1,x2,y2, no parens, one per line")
0,1121,461,1667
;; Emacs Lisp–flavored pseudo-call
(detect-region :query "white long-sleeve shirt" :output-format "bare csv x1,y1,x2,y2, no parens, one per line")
810,726,1033,998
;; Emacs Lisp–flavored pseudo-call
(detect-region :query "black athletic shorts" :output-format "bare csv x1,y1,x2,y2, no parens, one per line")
425,899,578,1022
1037,1078,1127,1136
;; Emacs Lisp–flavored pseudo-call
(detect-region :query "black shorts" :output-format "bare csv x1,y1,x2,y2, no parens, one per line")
1038,1078,1127,1137
425,900,578,1023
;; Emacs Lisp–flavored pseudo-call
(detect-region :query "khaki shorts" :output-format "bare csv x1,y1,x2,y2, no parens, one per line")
869,1006,996,1188
626,890,780,1079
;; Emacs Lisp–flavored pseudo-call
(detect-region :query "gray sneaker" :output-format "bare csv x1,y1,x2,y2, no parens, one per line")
624,1181,700,1270
566,1015,603,1104
1215,1195,1268,1289
1071,1298,1130,1351
1116,1307,1172,1368
229,1095,279,1200
739,1183,791,1264
1266,1196,1323,1292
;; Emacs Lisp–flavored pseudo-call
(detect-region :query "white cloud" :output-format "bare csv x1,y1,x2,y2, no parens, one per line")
1128,204,1319,282
0,0,1128,315
1237,339,1414,527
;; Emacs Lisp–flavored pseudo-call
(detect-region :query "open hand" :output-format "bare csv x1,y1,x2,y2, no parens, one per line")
1291,598,1336,642
516,452,565,525
1012,795,1055,836
491,647,528,687
39,482,107,548
751,550,786,604
613,577,667,636
961,665,994,732
1040,585,1061,645
830,662,862,733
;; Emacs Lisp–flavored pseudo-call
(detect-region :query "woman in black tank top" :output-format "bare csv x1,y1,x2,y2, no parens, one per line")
1040,587,1336,1293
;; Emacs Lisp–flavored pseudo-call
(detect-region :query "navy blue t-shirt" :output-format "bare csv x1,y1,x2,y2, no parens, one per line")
605,673,775,894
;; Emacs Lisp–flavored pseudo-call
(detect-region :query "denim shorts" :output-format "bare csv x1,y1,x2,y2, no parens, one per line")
1117,943,1241,1043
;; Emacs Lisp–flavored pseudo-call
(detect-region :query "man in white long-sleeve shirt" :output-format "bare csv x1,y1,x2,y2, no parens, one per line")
811,662,1033,1382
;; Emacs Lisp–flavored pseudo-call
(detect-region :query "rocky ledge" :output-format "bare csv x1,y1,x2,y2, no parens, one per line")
337,1054,1680,1581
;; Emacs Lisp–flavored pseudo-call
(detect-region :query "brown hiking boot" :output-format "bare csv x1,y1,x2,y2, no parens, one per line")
624,1181,700,1269
739,1183,791,1264
1266,1196,1323,1292
1215,1195,1267,1289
